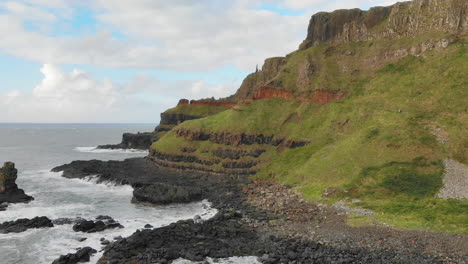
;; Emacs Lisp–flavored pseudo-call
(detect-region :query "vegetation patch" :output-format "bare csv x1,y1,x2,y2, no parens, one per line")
164,104,230,117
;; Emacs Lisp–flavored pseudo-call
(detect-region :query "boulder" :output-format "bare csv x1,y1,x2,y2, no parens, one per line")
52,247,97,264
73,216,123,233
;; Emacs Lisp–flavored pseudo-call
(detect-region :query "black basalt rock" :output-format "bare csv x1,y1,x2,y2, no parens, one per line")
52,247,97,264
132,183,202,205
0,216,54,234
72,216,123,233
97,132,155,150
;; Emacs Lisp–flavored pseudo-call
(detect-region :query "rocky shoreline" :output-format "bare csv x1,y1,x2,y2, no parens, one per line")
52,157,468,264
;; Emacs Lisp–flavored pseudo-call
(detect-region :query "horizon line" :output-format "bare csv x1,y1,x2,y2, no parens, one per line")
0,122,157,125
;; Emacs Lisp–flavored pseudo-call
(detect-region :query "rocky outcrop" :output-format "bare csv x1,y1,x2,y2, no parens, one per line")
300,0,467,49
150,150,220,166
98,132,155,150
150,157,257,176
52,247,97,264
72,216,123,233
175,128,309,148
0,162,33,204
0,216,53,234
190,99,236,107
132,183,202,204
234,57,287,100
159,112,203,126
252,86,294,100
251,87,348,104
212,148,265,160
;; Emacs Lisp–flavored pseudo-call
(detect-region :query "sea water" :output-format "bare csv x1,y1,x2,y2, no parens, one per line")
0,124,259,264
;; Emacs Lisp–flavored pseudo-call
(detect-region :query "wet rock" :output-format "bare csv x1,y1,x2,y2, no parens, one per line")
193,215,203,224
144,224,153,228
132,183,202,205
77,237,87,242
0,162,34,204
73,217,123,233
53,217,83,225
101,240,110,246
52,247,97,264
0,216,54,234
97,210,260,264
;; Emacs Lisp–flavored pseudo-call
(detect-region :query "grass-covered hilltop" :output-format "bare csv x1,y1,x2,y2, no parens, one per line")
151,0,468,234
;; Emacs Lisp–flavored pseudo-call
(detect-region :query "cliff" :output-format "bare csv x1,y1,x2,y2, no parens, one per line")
300,0,467,49
233,0,467,102
148,0,467,233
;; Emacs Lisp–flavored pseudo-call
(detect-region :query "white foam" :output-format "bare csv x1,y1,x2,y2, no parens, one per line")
0,169,218,264
74,146,148,154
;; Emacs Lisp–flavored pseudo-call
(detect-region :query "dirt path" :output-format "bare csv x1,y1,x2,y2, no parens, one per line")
438,159,468,200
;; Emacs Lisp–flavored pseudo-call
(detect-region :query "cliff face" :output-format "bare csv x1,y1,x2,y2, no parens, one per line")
300,0,467,49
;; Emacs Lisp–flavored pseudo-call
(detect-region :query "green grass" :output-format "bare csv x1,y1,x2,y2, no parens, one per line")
153,36,468,233
164,104,230,117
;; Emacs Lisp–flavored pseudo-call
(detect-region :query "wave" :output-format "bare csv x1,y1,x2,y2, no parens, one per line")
74,146,148,154
1,169,220,264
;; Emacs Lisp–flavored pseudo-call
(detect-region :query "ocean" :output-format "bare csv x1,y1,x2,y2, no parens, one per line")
0,124,258,264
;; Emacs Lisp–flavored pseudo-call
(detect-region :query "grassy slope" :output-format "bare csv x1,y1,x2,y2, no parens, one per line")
153,38,467,233
164,104,230,117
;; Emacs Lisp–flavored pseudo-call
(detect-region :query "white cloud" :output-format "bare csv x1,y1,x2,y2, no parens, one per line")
1,1,57,22
0,64,237,123
0,64,120,122
0,0,400,72
284,0,324,9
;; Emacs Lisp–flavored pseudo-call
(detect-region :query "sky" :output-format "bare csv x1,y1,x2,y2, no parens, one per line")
0,0,399,124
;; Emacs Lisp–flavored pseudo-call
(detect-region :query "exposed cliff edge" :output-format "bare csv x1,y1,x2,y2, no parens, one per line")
300,0,467,49
0,162,33,207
